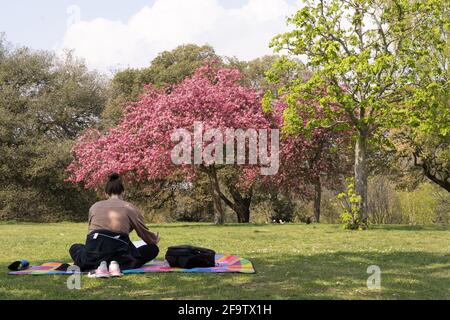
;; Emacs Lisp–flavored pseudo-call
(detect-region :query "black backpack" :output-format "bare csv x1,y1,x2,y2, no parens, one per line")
165,245,216,269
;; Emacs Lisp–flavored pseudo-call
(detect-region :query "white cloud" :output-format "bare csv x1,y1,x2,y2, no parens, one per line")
58,0,300,72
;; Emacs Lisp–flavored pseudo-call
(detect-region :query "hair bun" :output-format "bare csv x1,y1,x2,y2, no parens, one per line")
109,173,120,181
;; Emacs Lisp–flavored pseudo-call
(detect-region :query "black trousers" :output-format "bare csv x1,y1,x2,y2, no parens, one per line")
69,230,159,271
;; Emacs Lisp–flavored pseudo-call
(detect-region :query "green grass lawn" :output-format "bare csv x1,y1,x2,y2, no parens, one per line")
0,222,448,300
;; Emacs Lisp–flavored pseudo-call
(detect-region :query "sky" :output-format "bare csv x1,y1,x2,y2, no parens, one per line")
0,0,301,72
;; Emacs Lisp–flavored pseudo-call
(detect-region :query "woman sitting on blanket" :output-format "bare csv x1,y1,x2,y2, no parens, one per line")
69,173,160,277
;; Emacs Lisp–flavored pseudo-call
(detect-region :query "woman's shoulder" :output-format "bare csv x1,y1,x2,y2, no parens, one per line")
117,199,140,212
90,199,109,208
125,202,140,212
90,198,126,208
90,198,139,213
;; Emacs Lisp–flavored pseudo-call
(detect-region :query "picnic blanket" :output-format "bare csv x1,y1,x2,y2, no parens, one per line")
8,254,255,275
8,239,255,276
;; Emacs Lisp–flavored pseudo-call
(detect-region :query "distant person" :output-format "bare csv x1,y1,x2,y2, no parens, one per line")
69,173,160,277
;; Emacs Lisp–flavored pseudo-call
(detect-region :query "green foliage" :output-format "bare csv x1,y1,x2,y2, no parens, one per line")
291,180,449,226
101,44,219,128
269,0,447,134
386,0,449,191
0,39,106,221
100,68,143,128
269,192,297,223
140,44,218,87
167,175,215,223
228,55,305,95
390,128,450,192
398,183,449,224
338,178,367,230
266,0,450,218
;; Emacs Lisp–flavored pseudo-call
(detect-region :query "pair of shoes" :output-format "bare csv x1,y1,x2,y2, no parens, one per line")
88,261,123,278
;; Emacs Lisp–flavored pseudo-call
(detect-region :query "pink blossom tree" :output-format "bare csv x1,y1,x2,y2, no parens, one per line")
67,64,276,224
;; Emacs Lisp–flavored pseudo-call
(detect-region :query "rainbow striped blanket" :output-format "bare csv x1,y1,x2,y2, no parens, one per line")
8,254,255,276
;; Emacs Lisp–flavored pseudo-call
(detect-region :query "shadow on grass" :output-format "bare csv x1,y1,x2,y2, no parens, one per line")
250,251,449,299
2,250,448,300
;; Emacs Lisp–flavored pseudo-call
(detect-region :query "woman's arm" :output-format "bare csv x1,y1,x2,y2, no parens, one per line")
130,208,160,245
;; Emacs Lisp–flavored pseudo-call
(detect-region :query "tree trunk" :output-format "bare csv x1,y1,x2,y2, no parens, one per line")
218,184,252,223
354,133,368,223
203,165,252,224
207,166,225,225
229,186,252,223
313,178,321,223
233,197,251,223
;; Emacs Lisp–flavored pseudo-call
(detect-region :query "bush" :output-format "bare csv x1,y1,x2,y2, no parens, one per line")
270,194,297,222
338,179,368,230
0,184,94,222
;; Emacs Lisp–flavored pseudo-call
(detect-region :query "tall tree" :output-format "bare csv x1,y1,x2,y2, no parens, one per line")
267,0,448,226
0,37,106,220
67,64,274,224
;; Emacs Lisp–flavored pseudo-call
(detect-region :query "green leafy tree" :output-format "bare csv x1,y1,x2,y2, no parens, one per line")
267,0,448,226
227,55,306,93
101,68,143,128
140,44,218,87
0,37,106,221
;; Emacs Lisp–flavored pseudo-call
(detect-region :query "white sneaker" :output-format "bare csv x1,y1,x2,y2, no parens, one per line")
109,261,123,277
88,261,110,278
